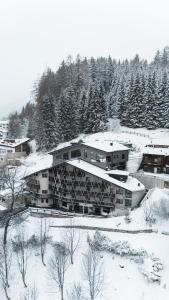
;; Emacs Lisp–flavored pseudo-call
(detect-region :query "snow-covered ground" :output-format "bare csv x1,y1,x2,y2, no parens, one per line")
1,125,169,299
1,193,169,300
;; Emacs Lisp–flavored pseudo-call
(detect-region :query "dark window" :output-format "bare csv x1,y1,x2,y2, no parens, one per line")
71,149,81,158
62,201,67,207
84,150,88,158
63,152,69,160
42,190,47,194
125,190,132,198
106,156,111,162
122,154,125,159
125,199,132,207
41,199,44,203
46,199,48,203
116,198,123,204
42,173,48,178
84,206,89,213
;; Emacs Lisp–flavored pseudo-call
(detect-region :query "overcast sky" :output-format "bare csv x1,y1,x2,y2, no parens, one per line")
1,0,169,119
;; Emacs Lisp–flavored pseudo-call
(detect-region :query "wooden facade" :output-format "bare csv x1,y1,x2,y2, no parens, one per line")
143,153,169,174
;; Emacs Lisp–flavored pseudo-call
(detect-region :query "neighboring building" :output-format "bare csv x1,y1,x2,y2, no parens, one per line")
0,138,30,166
50,140,130,171
142,147,169,174
133,172,169,190
0,120,9,139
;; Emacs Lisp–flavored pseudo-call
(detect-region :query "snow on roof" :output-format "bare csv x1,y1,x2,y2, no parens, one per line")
106,170,129,176
23,152,53,178
0,120,9,125
143,147,169,156
0,138,30,148
49,139,129,154
82,140,129,152
67,159,145,192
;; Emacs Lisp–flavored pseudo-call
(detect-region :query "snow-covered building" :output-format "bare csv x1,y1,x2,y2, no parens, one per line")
50,140,130,171
0,138,30,166
24,157,145,215
142,146,169,174
0,120,9,139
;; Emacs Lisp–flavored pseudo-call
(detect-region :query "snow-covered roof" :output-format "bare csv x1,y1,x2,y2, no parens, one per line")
0,138,30,148
0,120,9,125
23,153,53,178
82,140,129,153
49,139,129,154
67,159,145,192
143,147,169,156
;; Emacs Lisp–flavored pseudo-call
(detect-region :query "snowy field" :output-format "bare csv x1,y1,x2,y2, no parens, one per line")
1,189,169,300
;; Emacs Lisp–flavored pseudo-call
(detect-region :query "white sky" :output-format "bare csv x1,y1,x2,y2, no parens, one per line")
1,0,169,119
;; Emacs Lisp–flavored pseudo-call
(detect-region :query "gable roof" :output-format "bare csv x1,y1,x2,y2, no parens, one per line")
49,140,129,154
143,147,169,156
0,138,30,148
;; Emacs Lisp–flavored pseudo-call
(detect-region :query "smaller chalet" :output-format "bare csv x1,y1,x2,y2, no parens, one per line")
0,138,30,166
50,140,130,171
143,146,169,174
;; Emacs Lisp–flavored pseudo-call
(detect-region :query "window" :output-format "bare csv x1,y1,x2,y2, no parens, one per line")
63,152,69,160
62,201,67,207
84,206,89,213
84,150,88,158
71,149,81,158
106,156,111,162
42,173,48,178
42,190,47,194
41,199,44,203
7,150,13,153
116,189,123,195
46,199,48,203
122,154,125,159
125,190,132,198
116,198,123,204
125,199,132,207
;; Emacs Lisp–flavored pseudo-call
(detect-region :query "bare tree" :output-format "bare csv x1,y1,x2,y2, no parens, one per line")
0,166,26,287
67,282,84,300
63,219,80,264
82,247,104,300
143,197,155,225
0,239,12,300
48,243,69,300
13,227,30,288
39,216,50,266
0,166,26,213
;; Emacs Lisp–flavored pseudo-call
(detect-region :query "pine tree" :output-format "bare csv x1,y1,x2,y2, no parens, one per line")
84,81,108,134
57,87,79,142
78,89,88,133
